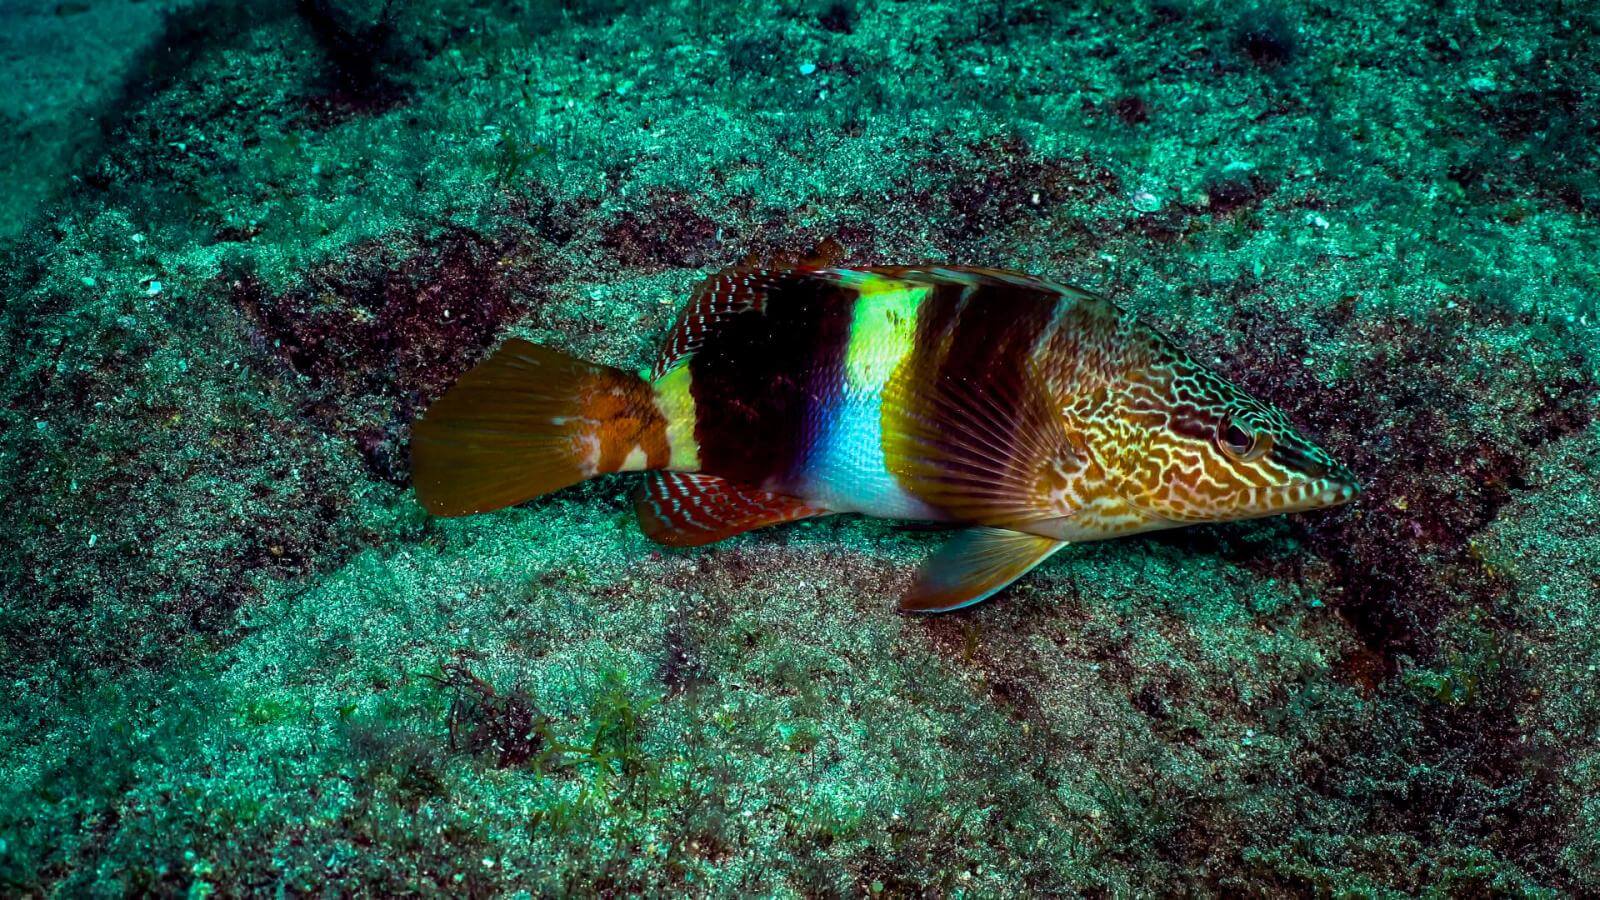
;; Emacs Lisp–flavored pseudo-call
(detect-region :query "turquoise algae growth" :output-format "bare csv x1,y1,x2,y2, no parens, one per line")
2,0,1598,894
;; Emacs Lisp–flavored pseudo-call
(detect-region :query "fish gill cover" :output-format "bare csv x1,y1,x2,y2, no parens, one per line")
1,0,1597,895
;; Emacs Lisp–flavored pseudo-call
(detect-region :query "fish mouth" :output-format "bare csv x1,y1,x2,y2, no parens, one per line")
1266,440,1361,514
1118,468,1361,525
1266,473,1361,516
1168,475,1361,523
1314,480,1360,508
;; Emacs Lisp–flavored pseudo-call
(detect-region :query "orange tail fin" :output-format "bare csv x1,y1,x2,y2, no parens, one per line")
411,339,668,517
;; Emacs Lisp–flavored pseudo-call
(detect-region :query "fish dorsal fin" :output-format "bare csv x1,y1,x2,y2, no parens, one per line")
652,269,789,378
901,527,1067,613
883,350,1087,530
652,241,851,378
634,472,830,547
652,262,1092,378
865,266,1100,303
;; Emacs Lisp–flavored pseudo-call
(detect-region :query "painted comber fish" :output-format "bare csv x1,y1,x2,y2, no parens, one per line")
412,265,1359,612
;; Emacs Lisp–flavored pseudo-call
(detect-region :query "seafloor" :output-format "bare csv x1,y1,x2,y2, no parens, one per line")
2,0,1597,895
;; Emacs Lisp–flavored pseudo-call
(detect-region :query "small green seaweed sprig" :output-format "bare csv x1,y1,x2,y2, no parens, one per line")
424,663,663,790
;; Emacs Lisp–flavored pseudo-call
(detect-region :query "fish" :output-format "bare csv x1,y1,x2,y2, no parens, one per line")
411,265,1359,613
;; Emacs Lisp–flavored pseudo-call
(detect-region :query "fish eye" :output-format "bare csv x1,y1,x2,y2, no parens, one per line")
1218,417,1267,461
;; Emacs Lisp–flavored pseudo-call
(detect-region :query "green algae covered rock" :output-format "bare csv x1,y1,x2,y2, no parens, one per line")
2,0,1598,894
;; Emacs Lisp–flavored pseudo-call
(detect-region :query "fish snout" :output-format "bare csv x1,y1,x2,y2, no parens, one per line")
1305,456,1361,509
1272,440,1359,509
1317,471,1361,508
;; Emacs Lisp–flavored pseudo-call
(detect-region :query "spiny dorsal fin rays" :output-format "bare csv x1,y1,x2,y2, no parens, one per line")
634,471,830,547
656,264,1095,380
884,351,1086,530
652,269,785,378
900,527,1067,613
836,265,1100,304
652,241,851,378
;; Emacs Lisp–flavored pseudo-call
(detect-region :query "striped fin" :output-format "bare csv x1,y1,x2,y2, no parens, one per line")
652,269,786,378
634,472,829,547
652,265,1089,380
850,265,1097,302
901,527,1067,613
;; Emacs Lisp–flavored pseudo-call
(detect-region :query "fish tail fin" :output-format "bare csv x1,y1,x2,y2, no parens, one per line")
411,339,669,517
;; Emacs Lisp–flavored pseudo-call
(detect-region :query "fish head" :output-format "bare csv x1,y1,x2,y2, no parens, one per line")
1106,340,1360,526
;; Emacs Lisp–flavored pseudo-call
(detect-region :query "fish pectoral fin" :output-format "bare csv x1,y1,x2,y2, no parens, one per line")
634,472,830,547
884,351,1084,529
899,527,1068,614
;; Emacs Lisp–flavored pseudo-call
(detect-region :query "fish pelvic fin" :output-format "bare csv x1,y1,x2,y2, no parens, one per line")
634,472,830,546
411,339,669,516
900,527,1067,614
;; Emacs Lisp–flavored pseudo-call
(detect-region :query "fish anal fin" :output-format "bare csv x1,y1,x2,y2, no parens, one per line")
884,352,1086,530
900,528,1067,614
635,472,829,547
